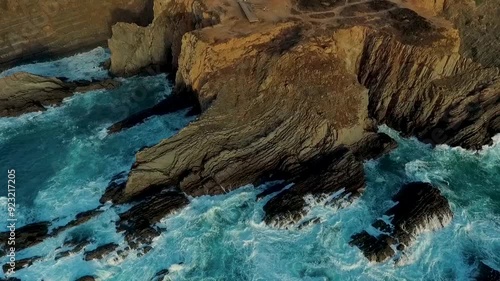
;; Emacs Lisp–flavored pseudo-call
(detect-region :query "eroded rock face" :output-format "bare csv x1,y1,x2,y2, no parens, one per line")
105,0,497,233
0,72,120,117
350,182,453,262
117,191,189,248
0,0,154,71
108,0,221,76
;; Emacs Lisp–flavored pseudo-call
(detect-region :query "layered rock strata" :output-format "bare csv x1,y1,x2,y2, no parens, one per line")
0,72,120,117
102,0,498,232
350,182,453,262
0,0,154,71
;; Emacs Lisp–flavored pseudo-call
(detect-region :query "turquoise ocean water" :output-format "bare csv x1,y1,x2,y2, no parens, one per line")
0,48,498,281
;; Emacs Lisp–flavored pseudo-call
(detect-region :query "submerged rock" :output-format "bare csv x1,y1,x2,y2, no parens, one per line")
350,182,453,262
0,222,50,252
263,147,366,227
2,256,42,273
84,243,119,261
74,276,96,281
477,262,500,281
117,191,189,247
0,72,120,117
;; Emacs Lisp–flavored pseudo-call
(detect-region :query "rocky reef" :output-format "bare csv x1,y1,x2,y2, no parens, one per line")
350,182,453,262
104,0,499,208
1,0,499,272
0,72,120,117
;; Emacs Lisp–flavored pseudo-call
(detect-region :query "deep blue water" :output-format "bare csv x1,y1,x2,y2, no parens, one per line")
0,48,499,281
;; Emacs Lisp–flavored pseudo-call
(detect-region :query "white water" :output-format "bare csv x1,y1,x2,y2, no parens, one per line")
0,49,499,281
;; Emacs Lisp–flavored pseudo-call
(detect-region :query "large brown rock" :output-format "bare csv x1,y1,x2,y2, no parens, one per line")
108,0,221,76
0,72,120,117
0,0,154,70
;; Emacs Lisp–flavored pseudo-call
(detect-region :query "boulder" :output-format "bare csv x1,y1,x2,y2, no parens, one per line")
350,182,453,262
84,243,119,261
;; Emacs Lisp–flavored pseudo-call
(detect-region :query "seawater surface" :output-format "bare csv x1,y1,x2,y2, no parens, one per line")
0,49,499,281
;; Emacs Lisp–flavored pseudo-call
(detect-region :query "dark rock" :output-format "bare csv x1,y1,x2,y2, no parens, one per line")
350,182,453,262
84,243,119,261
264,147,365,227
117,191,189,247
151,269,170,281
351,132,398,161
0,222,50,252
477,262,500,281
75,276,96,281
350,231,395,263
2,256,42,273
51,209,103,236
100,172,128,204
0,73,120,117
107,85,200,134
0,277,21,281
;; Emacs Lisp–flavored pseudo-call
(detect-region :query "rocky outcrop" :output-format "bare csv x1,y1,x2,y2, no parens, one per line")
108,0,221,76
105,0,497,232
0,0,154,70
2,256,42,274
74,276,96,281
84,243,119,261
350,182,453,262
0,72,120,117
116,191,189,248
0,221,49,252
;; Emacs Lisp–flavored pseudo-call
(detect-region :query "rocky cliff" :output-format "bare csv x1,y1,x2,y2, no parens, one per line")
0,72,120,117
0,0,153,70
104,0,499,210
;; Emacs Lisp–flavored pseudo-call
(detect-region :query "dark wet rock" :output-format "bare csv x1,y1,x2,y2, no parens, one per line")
477,262,500,281
107,85,200,134
2,256,42,273
351,132,398,161
100,172,129,204
350,182,453,262
0,222,50,252
55,238,92,261
264,147,365,227
51,209,103,236
74,276,96,281
150,269,170,281
117,191,189,247
0,277,21,281
0,72,120,117
84,243,119,261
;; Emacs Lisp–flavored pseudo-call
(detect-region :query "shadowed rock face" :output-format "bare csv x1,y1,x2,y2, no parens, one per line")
350,182,453,262
101,0,497,232
0,72,120,117
477,262,500,281
0,0,154,71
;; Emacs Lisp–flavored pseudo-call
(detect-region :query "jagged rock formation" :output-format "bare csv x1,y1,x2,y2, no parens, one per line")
0,0,153,71
0,72,120,117
117,191,189,248
108,0,221,76
350,182,453,262
102,0,498,228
